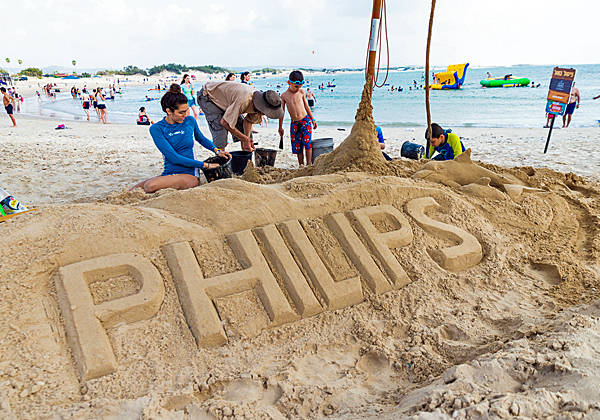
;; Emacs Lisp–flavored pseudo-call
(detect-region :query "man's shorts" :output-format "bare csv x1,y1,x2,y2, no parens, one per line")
290,114,312,154
5,104,13,115
566,102,577,115
83,102,90,109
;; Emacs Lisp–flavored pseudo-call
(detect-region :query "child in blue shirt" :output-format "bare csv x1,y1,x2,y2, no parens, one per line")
376,126,392,161
129,84,231,193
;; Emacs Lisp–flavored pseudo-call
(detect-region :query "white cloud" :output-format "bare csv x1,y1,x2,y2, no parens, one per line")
0,0,598,70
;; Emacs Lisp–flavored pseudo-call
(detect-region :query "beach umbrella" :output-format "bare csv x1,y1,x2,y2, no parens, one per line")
424,0,436,158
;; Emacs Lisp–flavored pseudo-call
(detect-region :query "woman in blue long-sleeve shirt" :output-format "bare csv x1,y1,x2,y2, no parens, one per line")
129,84,231,193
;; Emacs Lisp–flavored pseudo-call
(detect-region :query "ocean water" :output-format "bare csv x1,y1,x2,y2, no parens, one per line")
21,64,600,128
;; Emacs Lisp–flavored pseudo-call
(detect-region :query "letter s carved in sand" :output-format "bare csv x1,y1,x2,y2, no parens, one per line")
405,197,483,272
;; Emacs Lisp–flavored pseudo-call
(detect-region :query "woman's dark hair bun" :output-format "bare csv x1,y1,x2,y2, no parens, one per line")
161,83,189,113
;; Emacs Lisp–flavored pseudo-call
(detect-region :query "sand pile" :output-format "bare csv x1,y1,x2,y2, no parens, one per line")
313,78,388,176
2,159,600,418
3,82,600,418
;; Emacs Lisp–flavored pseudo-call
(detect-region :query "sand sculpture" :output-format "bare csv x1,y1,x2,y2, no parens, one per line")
54,198,483,382
3,77,600,418
457,177,508,201
411,149,513,188
2,168,600,418
312,77,388,175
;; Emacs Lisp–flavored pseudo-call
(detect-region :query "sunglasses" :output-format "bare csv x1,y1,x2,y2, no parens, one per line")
288,79,304,85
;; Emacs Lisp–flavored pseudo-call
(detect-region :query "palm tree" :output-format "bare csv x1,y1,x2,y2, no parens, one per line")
18,59,22,73
72,60,77,75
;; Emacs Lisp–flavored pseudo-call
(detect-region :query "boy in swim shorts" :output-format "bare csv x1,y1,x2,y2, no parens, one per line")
278,71,317,166
1,87,17,127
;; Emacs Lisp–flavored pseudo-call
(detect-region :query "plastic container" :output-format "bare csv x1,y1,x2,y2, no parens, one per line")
311,138,334,164
0,188,28,216
255,148,278,167
401,141,425,160
201,156,232,183
230,150,253,175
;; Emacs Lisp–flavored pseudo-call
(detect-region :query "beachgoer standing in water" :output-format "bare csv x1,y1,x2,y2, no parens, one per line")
181,74,199,119
128,84,231,193
306,88,316,108
96,88,108,124
278,70,317,166
81,89,91,121
1,87,17,127
563,82,581,128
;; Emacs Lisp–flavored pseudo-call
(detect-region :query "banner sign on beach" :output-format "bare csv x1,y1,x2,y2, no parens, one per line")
545,67,576,115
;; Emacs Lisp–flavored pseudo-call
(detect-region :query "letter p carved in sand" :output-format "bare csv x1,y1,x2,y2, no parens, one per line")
54,254,165,381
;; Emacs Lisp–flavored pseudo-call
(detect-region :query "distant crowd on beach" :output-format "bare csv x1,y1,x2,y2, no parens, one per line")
4,67,600,197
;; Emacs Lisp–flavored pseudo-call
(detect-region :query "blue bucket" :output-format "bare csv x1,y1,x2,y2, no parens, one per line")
311,138,334,164
401,141,425,160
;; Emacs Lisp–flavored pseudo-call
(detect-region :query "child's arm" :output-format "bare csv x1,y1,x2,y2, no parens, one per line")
302,91,317,129
447,133,464,159
278,95,287,137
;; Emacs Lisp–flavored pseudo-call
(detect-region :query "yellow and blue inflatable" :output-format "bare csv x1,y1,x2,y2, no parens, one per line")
430,63,469,90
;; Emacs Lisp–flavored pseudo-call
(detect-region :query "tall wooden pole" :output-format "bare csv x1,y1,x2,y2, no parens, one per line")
425,0,436,158
366,0,383,90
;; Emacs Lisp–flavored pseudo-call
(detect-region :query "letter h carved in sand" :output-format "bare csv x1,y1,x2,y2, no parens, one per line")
163,230,300,349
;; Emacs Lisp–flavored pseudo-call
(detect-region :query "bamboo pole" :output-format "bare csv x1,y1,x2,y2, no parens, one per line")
366,0,383,90
425,0,436,158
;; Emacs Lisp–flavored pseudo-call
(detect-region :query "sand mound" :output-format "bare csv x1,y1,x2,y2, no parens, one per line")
2,167,600,418
313,78,388,176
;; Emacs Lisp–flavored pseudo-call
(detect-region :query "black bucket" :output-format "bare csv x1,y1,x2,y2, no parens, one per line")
401,141,425,160
201,156,232,183
255,148,278,167
230,150,253,175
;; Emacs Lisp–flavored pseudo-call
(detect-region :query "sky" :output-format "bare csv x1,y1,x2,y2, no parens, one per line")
1,0,598,72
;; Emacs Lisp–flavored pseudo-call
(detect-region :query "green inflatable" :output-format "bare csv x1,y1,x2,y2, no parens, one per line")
480,77,530,88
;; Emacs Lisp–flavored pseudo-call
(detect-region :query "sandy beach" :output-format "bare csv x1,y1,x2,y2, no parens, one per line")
1,107,600,419
8,70,330,100
0,115,598,206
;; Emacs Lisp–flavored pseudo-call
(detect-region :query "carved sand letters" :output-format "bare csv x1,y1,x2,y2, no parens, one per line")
56,200,485,381
163,230,299,348
54,254,165,381
348,205,413,289
405,197,483,272
278,219,364,311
